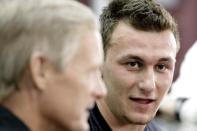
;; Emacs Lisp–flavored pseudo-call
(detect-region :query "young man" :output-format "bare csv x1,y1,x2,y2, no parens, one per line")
89,0,180,131
0,0,106,131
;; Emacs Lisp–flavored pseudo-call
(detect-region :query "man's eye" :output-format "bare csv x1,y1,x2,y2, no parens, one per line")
156,64,167,72
125,61,142,69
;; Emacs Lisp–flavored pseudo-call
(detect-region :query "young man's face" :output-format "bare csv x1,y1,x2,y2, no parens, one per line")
101,21,177,125
39,29,106,131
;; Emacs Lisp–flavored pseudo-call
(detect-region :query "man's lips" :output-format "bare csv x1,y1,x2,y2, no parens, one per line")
87,103,95,112
129,97,155,104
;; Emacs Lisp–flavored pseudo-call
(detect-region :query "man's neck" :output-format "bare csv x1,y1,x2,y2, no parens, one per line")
97,100,146,131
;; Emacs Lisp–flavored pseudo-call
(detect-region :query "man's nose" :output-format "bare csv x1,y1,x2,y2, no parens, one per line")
94,77,107,100
138,68,156,93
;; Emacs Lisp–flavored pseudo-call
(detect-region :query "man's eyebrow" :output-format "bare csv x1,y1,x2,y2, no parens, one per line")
159,57,176,63
119,55,144,61
119,55,176,63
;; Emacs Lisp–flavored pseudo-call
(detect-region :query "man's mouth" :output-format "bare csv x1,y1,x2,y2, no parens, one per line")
129,97,155,104
87,108,92,113
86,103,95,112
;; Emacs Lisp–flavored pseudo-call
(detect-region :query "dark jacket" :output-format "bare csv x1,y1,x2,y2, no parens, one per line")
88,105,162,131
0,106,30,131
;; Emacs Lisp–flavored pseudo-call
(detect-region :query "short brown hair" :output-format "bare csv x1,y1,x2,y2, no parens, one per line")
100,0,180,53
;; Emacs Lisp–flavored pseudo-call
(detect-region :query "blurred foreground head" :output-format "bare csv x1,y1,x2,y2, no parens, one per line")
0,0,106,131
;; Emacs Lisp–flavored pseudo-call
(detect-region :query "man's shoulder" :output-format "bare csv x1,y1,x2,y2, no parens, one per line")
88,105,112,131
0,125,29,131
0,106,30,131
0,126,19,131
145,121,162,131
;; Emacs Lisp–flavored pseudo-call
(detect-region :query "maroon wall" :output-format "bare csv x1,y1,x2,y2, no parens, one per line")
169,0,197,81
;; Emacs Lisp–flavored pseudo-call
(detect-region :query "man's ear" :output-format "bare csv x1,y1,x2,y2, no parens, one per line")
29,52,50,91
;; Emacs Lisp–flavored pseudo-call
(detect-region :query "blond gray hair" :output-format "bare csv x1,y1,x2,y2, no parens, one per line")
0,0,97,100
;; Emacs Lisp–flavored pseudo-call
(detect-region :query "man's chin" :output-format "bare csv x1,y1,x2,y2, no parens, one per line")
132,120,151,125
69,117,90,131
127,114,153,125
72,122,89,131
